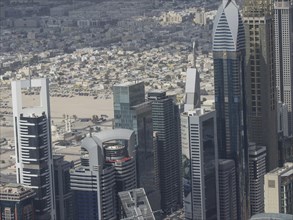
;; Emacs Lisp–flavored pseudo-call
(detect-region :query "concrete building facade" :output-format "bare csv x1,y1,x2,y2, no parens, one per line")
243,0,279,171
0,184,35,220
264,162,293,214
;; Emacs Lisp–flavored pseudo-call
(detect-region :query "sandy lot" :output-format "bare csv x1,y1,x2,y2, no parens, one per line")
48,96,114,118
1,94,114,141
5,93,115,119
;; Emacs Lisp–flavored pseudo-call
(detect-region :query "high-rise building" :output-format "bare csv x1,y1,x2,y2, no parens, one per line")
53,155,74,220
118,188,155,220
277,102,289,137
147,90,181,214
11,78,56,220
248,143,266,215
264,162,293,214
184,68,201,112
218,159,237,220
274,0,293,136
212,1,250,219
243,0,279,171
113,82,160,210
181,109,219,220
277,102,293,166
70,129,136,220
0,183,35,220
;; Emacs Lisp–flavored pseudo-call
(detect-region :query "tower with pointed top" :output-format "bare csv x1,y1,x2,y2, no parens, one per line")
213,0,250,219
243,0,279,171
184,42,201,112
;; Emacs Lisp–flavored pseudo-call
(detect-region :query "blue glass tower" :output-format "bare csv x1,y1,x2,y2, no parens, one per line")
213,0,250,219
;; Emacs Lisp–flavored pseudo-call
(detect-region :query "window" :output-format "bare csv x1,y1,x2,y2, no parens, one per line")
268,180,275,188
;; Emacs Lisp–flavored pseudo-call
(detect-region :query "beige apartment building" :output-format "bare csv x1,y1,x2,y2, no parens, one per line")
264,163,293,214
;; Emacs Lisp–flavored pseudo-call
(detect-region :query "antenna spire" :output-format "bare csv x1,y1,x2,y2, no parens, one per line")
192,41,196,68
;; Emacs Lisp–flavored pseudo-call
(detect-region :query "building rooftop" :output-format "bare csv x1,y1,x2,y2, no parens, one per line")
281,169,293,177
114,81,143,87
119,188,155,220
250,213,293,220
0,183,35,201
267,162,293,176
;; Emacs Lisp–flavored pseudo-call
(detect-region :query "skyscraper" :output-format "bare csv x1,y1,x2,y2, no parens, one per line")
248,143,266,215
113,82,160,210
277,102,289,137
243,0,279,170
70,129,137,220
147,90,181,214
218,159,237,220
53,155,74,220
274,0,293,136
184,68,201,112
11,78,56,220
181,109,219,220
213,1,250,219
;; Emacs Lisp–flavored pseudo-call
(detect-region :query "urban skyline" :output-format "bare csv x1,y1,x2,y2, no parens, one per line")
1,0,293,219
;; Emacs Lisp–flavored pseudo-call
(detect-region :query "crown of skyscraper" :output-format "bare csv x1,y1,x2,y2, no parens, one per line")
212,0,245,52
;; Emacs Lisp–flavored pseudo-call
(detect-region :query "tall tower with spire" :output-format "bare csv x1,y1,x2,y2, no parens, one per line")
213,0,250,219
243,0,279,171
184,42,200,112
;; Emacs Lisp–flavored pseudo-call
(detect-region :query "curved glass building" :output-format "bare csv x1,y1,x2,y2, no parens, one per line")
70,129,137,220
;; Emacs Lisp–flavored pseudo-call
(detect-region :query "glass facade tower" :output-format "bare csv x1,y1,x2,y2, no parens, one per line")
274,0,293,136
147,90,182,214
181,109,219,220
113,82,160,210
213,1,250,219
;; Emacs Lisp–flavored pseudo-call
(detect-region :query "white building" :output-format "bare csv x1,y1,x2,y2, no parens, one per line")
264,162,293,214
11,78,56,220
181,109,219,220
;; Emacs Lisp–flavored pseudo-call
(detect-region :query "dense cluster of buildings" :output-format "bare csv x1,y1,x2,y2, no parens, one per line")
0,0,217,102
0,0,293,220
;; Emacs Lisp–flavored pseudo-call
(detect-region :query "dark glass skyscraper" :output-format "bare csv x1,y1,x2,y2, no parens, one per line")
53,155,74,220
147,90,182,214
113,82,160,210
213,0,250,219
243,0,279,171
